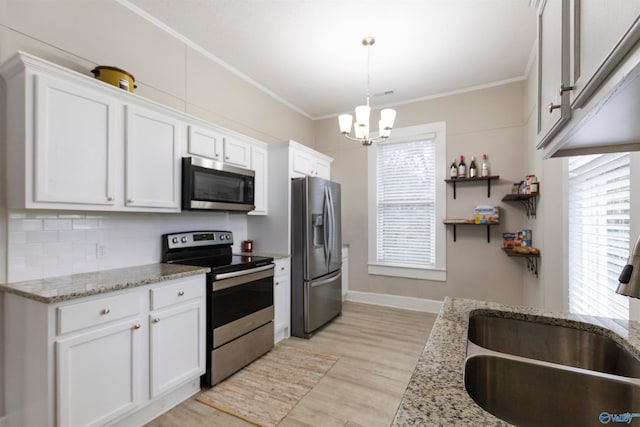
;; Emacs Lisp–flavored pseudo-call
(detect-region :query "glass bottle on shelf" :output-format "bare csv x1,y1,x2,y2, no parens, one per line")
458,155,467,178
469,156,477,178
449,157,458,179
481,154,490,177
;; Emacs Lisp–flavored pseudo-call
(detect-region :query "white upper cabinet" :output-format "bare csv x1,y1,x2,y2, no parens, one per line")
291,147,331,179
536,0,571,148
249,144,268,215
223,135,251,168
187,124,224,161
125,105,181,210
33,73,118,207
537,0,640,156
570,0,640,107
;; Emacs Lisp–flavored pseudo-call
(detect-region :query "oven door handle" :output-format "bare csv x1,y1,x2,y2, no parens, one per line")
214,264,274,281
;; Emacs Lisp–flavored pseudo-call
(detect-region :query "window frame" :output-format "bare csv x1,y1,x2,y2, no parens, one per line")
367,121,447,281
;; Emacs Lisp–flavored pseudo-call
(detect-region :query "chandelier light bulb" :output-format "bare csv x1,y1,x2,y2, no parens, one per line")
338,114,353,134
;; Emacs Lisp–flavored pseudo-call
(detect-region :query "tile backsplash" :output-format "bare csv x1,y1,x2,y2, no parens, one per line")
7,209,248,282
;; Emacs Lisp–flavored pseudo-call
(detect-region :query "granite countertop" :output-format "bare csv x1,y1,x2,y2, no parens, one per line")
0,263,210,304
235,252,289,260
392,297,640,426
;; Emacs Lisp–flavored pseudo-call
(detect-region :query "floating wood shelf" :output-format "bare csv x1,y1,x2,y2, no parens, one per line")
443,219,498,243
502,247,540,276
502,193,539,218
444,175,500,199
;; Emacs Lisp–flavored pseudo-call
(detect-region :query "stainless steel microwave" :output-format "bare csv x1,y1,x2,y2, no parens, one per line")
182,156,255,212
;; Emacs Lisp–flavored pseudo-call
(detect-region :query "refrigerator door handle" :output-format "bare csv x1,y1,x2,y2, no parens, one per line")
323,186,330,268
327,186,335,266
310,271,342,287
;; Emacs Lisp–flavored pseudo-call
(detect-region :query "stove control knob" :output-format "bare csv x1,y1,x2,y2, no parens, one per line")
226,234,231,240
171,237,178,244
181,236,188,243
219,234,226,240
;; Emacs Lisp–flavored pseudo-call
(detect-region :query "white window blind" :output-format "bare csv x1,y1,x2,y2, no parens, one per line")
376,138,436,267
568,152,630,320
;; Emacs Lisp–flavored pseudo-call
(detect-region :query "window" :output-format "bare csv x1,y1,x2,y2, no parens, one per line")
568,152,630,320
368,122,446,281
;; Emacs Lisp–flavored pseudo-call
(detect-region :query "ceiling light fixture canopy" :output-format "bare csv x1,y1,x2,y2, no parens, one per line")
338,36,396,146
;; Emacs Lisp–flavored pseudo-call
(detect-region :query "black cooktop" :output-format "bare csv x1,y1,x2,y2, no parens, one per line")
162,230,273,275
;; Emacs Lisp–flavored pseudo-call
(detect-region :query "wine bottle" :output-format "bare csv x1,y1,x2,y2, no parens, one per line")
458,155,467,178
469,156,477,178
481,154,490,177
449,157,458,179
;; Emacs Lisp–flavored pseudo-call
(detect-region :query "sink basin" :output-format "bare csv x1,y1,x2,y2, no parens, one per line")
465,355,640,427
468,313,640,378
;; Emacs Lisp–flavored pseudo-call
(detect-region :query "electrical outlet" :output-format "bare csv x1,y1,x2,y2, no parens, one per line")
96,242,108,259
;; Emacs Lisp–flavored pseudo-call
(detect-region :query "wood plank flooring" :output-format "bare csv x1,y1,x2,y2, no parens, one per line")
144,302,436,427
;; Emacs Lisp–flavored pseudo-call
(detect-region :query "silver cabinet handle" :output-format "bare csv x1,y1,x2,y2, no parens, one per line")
101,308,110,315
153,318,160,323
133,324,141,330
559,84,575,95
548,102,561,113
178,291,184,296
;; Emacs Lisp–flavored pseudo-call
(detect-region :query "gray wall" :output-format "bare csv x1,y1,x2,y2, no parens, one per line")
314,81,530,306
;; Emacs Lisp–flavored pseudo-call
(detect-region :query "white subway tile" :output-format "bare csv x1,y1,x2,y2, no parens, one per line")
10,219,43,232
73,219,99,230
58,214,86,219
26,231,59,244
58,230,86,242
27,212,58,219
44,241,73,256
11,243,43,257
8,256,27,269
44,219,73,231
8,211,27,220
73,260,98,274
9,232,27,244
43,264,73,279
9,267,43,283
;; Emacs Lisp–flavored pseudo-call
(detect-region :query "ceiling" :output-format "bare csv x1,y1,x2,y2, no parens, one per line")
124,0,537,120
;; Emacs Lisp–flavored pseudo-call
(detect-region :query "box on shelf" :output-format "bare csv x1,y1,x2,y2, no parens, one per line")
503,232,518,248
518,229,532,247
474,205,499,224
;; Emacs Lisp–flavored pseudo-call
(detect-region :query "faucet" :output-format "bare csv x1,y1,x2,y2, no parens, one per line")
617,234,640,299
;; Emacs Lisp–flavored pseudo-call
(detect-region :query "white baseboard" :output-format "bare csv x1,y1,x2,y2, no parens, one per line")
345,291,443,314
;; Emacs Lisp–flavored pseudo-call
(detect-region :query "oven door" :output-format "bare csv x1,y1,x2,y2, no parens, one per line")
182,156,255,212
212,264,274,348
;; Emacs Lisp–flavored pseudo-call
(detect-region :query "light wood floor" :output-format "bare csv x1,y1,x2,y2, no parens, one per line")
144,302,436,427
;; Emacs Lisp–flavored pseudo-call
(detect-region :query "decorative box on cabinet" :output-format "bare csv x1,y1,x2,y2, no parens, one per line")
3,274,206,427
273,257,291,343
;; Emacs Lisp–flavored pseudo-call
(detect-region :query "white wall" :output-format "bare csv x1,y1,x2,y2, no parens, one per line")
314,81,531,307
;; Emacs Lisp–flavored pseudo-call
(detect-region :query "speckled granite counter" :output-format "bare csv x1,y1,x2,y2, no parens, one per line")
0,263,210,304
392,297,640,426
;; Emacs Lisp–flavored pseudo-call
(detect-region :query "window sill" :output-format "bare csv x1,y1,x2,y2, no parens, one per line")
368,263,447,281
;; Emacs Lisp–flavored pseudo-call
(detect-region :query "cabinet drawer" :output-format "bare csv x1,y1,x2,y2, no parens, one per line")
57,293,141,335
274,259,290,278
150,277,205,311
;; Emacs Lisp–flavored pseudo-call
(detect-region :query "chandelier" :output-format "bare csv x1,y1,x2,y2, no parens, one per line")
338,37,396,146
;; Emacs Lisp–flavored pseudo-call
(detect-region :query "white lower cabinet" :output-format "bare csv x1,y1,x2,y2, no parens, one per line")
3,274,206,427
149,299,205,398
273,257,291,343
56,318,144,427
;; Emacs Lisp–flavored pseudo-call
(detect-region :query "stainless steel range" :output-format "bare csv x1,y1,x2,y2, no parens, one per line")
162,230,274,387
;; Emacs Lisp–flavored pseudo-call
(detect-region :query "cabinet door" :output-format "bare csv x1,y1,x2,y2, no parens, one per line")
33,74,117,206
125,105,181,210
249,145,268,215
56,319,143,427
292,148,314,176
571,0,640,107
537,0,571,148
149,299,206,398
314,158,331,179
273,258,291,343
223,136,251,168
187,124,223,161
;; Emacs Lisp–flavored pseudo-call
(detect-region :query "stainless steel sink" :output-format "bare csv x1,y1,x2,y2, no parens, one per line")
468,313,640,378
464,312,640,426
465,355,640,427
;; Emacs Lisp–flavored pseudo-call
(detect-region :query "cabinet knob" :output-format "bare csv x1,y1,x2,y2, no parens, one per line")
559,84,575,95
178,290,185,296
548,102,561,113
153,318,160,323
280,266,285,271
107,196,114,201
225,156,230,160
275,282,280,286
133,324,141,330
101,308,110,315
127,199,133,203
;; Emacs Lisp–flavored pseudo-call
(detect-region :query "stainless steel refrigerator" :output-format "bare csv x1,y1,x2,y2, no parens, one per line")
291,176,342,338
